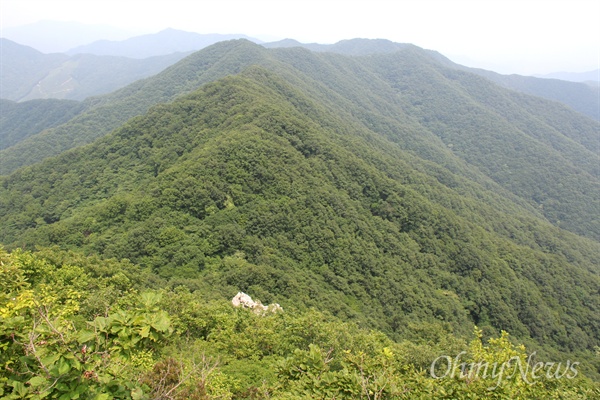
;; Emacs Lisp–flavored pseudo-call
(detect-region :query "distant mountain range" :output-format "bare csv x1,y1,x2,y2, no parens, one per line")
453,66,600,121
0,38,189,101
264,38,411,55
536,69,600,83
3,30,597,120
0,29,260,101
67,28,261,58
1,20,136,53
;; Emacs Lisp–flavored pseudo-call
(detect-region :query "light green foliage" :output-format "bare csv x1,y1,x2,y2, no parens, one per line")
0,248,598,398
0,249,171,399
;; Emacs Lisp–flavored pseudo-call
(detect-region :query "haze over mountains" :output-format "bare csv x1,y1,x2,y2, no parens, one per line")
0,38,189,101
1,20,137,53
536,69,600,83
1,26,599,396
2,27,598,121
67,28,260,58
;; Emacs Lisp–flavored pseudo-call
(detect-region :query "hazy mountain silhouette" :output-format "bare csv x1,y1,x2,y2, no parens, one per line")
536,69,599,83
67,28,261,58
1,20,136,53
0,38,188,101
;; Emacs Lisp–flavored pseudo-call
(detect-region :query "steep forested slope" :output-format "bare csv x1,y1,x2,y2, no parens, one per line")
1,40,598,241
0,98,84,149
1,68,598,376
362,49,599,238
467,68,600,121
267,38,600,121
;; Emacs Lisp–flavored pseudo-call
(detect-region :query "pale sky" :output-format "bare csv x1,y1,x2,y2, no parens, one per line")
1,0,599,75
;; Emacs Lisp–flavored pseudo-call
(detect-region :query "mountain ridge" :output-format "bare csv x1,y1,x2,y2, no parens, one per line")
1,66,598,367
67,28,261,58
264,38,600,121
0,98,84,149
1,20,136,53
0,38,190,101
536,69,600,83
1,39,598,241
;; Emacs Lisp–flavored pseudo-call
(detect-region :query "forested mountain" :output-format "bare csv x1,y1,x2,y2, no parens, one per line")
1,40,598,240
0,38,69,100
0,99,84,149
266,38,600,121
1,38,599,397
0,38,188,101
264,37,409,55
461,68,600,121
67,28,260,58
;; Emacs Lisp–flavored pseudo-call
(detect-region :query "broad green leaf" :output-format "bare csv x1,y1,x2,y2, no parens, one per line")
11,380,28,397
40,353,60,367
78,329,96,343
150,312,170,332
28,375,48,388
139,325,150,338
94,316,108,331
57,359,71,375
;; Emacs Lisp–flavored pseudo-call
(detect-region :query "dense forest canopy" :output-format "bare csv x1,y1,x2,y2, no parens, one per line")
0,39,599,398
1,40,597,240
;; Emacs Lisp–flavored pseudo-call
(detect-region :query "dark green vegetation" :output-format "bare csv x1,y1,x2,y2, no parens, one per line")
1,39,599,398
0,38,188,102
0,99,85,150
2,40,598,238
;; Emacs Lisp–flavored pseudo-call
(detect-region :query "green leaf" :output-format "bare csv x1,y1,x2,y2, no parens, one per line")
131,387,144,400
57,359,71,375
140,291,161,308
11,380,28,397
40,353,60,367
28,376,48,388
94,316,108,332
150,312,170,332
78,329,96,343
139,325,150,338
